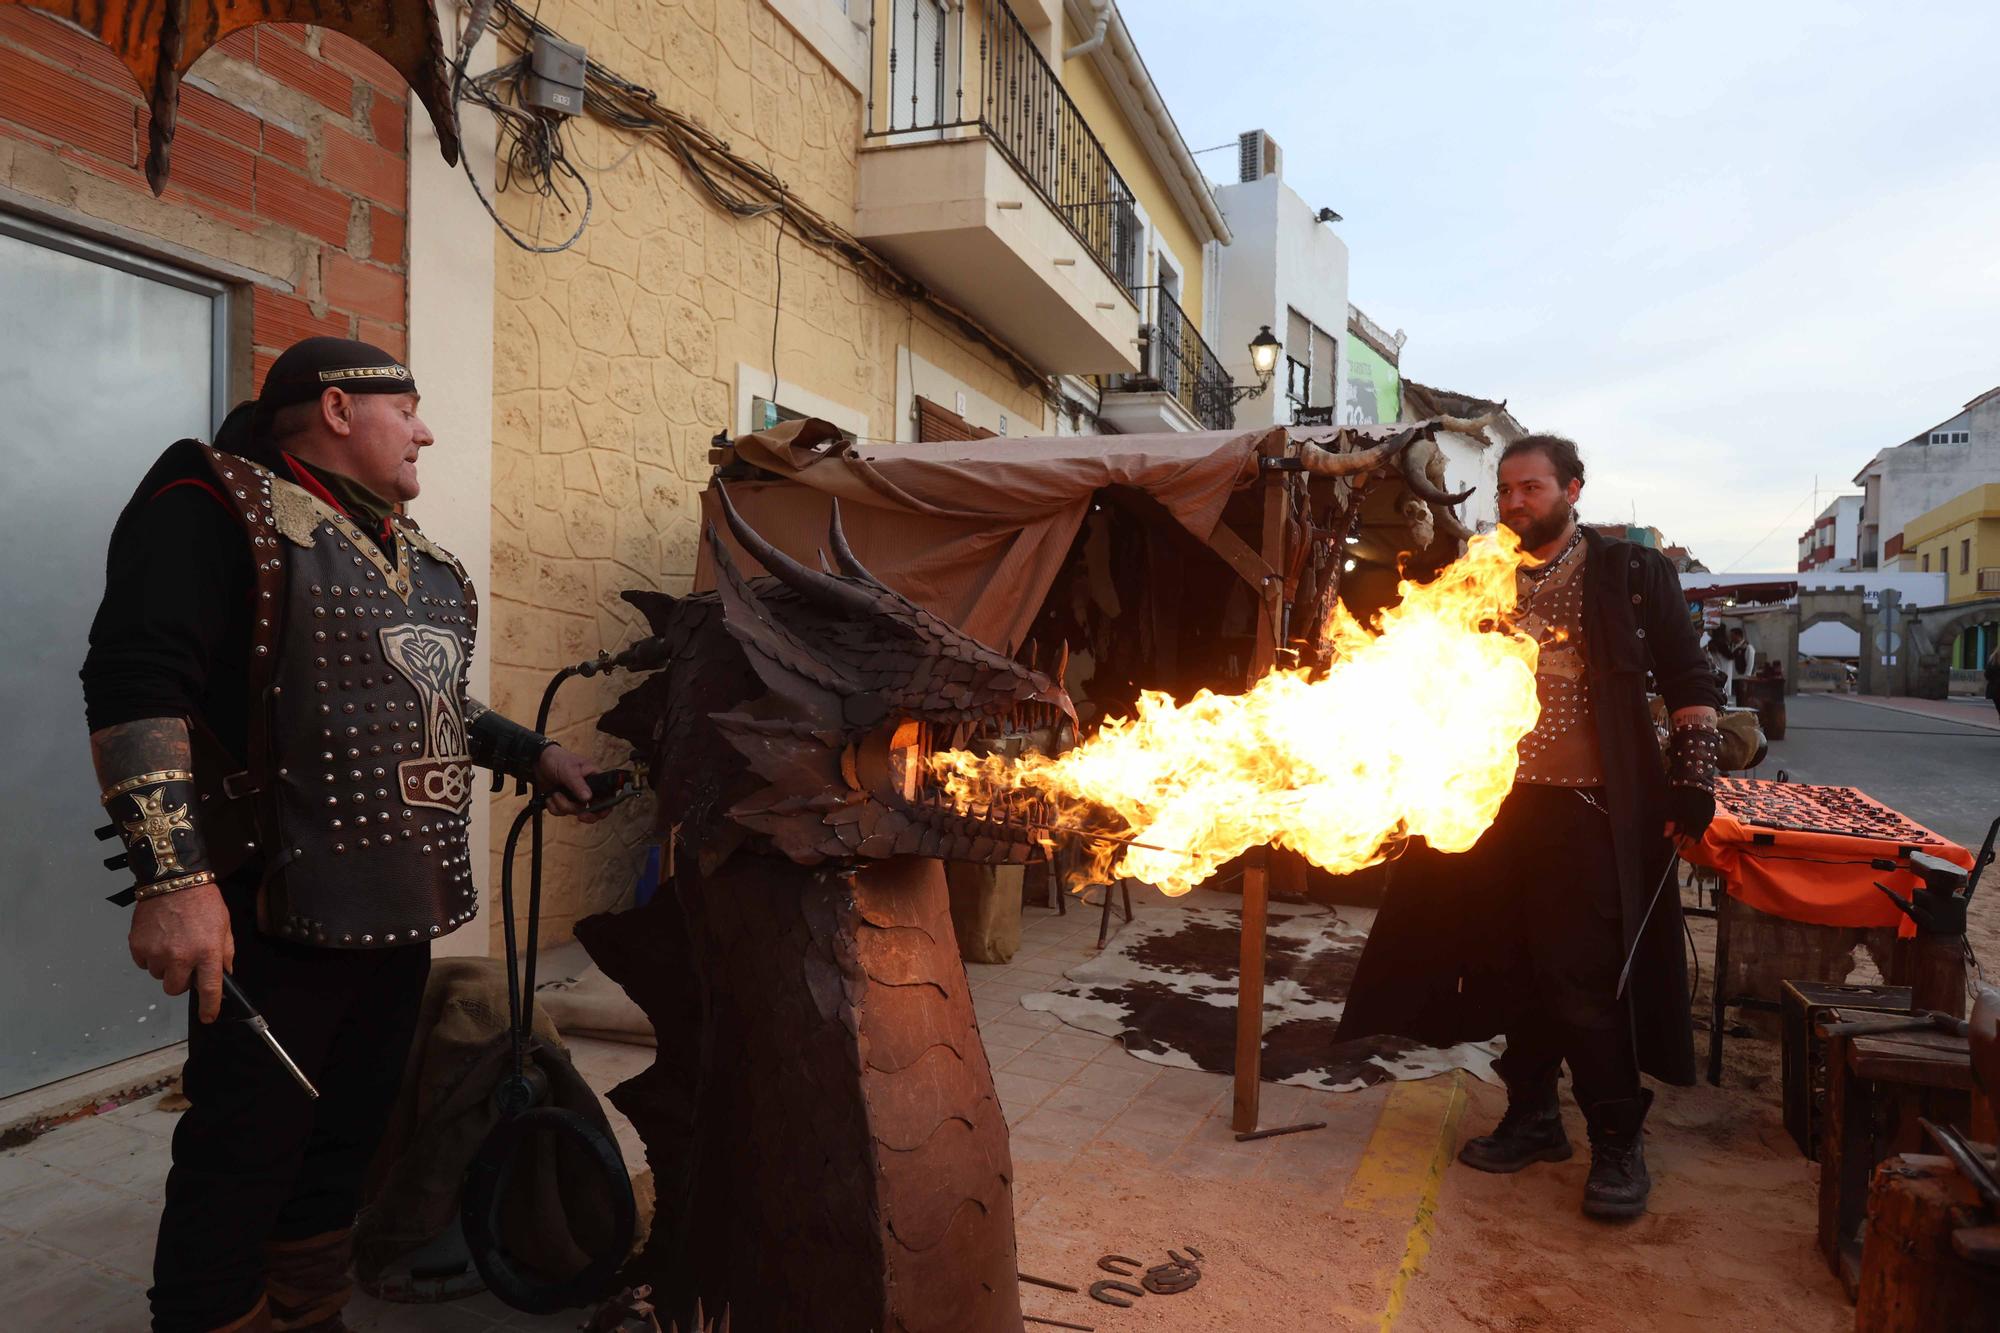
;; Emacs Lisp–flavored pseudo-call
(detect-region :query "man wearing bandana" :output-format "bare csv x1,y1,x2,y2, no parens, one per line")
81,338,606,1331
1336,434,1724,1221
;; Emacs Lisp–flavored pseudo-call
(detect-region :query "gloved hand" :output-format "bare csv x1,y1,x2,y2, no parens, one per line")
1664,723,1722,842
1665,784,1716,842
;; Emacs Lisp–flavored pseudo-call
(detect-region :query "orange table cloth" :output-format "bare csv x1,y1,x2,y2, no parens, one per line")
1682,778,1974,938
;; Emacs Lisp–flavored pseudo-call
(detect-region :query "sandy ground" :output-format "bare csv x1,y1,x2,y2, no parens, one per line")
990,878,1856,1333
1403,1075,1844,1332
1003,1055,1847,1333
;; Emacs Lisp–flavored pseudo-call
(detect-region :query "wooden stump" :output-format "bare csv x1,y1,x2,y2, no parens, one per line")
945,862,1023,964
1856,1154,2000,1331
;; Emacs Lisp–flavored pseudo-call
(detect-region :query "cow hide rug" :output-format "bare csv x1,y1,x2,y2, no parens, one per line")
1021,890,1500,1092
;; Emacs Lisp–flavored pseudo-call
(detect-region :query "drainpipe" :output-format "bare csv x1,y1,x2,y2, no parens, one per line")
1066,0,1113,58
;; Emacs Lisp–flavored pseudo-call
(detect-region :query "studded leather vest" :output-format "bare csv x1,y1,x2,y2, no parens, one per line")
196,445,478,948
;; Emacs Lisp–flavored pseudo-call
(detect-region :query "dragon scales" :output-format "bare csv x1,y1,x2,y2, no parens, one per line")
576,488,1074,1332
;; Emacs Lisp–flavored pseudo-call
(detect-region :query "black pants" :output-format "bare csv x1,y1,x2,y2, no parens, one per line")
149,881,430,1331
1468,785,1640,1112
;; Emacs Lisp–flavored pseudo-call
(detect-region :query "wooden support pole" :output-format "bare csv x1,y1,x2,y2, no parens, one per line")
1232,468,1291,1134
1233,847,1269,1132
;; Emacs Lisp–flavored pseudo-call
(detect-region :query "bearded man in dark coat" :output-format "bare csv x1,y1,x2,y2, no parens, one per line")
1334,433,1723,1220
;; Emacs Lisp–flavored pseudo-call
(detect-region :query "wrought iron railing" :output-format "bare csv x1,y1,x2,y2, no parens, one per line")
866,0,1142,295
1098,286,1236,431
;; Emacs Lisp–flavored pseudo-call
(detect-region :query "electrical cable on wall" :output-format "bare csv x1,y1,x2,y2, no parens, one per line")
770,214,787,405
457,0,1060,407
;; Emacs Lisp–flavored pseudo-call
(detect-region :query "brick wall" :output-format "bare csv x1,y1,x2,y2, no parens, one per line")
0,13,411,389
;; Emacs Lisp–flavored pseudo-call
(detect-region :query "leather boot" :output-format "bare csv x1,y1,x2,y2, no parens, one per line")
1457,1072,1573,1173
263,1228,356,1332
207,1295,273,1332
1581,1090,1653,1220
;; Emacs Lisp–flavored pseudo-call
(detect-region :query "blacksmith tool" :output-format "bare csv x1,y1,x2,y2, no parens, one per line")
1017,1273,1079,1294
1235,1120,1326,1142
221,973,319,1100
1141,1261,1200,1295
1087,1280,1144,1308
1873,848,1973,937
1920,1117,2000,1214
1616,836,1688,1000
1819,1011,1969,1040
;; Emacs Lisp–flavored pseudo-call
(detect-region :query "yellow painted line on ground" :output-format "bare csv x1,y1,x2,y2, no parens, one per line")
1340,1071,1469,1330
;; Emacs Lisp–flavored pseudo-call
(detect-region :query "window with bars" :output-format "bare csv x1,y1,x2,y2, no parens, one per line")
1285,307,1338,422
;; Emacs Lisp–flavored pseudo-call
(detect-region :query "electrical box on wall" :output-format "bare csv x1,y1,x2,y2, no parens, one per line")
527,34,587,116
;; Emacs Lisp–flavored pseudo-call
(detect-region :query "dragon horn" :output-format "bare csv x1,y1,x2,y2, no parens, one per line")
715,483,875,616
825,498,888,588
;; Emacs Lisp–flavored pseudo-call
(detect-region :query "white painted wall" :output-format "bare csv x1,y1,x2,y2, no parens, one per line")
1852,392,2000,567
1212,173,1349,429
408,13,497,956
1436,431,1500,532
1800,494,1862,570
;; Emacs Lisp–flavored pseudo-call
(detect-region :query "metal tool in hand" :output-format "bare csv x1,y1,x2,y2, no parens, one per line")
221,972,319,1100
1617,835,1688,1000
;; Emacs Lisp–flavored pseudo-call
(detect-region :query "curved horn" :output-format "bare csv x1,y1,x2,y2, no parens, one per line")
1399,435,1476,506
1433,503,1473,543
825,498,888,588
714,483,874,615
1295,430,1417,478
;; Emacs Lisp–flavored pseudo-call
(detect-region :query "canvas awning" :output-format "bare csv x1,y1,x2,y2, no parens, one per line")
698,419,1290,652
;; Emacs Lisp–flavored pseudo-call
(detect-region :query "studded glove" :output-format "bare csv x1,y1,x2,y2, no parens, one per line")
1665,724,1722,840
101,770,216,904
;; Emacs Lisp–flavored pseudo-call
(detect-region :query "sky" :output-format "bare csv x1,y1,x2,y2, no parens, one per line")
1121,0,2000,570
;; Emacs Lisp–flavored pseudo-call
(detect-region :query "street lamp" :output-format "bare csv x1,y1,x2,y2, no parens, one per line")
1248,325,1282,381
1208,325,1283,411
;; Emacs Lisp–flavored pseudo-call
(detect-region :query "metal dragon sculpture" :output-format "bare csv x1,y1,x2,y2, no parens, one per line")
575,487,1073,1333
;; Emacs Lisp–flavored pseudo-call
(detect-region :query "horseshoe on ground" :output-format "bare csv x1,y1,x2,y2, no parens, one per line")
1143,1262,1201,1295
1095,1254,1141,1276
1089,1280,1145,1307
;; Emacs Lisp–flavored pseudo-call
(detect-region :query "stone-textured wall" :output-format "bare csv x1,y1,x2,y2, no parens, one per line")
486,0,1052,946
0,15,413,391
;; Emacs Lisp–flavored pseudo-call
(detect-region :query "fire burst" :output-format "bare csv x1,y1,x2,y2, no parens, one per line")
929,529,1543,895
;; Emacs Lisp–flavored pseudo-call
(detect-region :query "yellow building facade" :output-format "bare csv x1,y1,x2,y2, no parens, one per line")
484,0,1226,943
1897,482,2000,670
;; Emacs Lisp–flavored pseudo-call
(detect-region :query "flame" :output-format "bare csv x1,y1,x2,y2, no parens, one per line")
930,529,1543,895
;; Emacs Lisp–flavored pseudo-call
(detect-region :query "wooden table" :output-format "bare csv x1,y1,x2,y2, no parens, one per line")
1818,1013,1999,1296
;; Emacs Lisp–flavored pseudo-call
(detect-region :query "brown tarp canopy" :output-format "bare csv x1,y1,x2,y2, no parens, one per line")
697,419,1289,651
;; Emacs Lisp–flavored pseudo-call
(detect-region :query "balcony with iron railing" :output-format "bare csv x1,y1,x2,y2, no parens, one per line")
853,0,1145,376
1096,286,1237,433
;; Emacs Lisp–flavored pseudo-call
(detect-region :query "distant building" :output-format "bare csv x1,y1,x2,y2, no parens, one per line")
1588,523,1666,549
1662,545,1709,574
1210,133,1349,433
1896,482,2000,668
1342,304,1404,426
1798,495,1863,572
1852,386,2000,569
1685,570,1949,659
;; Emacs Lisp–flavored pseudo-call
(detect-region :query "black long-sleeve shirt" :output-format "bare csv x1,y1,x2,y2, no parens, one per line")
81,446,393,763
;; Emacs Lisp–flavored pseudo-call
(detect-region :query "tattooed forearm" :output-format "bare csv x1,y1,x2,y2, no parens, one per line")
90,717,194,791
1669,706,1718,730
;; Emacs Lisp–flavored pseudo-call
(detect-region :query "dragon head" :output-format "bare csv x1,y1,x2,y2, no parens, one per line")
600,485,1075,869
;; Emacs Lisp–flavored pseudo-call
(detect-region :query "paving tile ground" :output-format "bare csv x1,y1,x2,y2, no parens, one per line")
0,893,1392,1329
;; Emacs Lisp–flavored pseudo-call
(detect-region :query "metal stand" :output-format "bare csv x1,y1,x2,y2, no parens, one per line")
1095,877,1135,950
